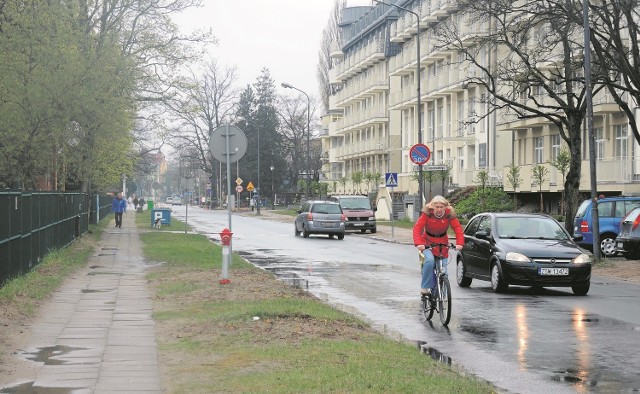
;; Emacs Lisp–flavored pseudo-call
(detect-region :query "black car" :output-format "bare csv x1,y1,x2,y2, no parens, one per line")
616,207,640,260
457,213,592,295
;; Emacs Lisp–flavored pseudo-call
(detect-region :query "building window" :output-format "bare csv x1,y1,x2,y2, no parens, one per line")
551,134,561,161
615,124,628,159
437,103,444,139
468,97,476,134
457,99,465,136
595,128,605,160
479,143,487,167
428,108,435,143
534,136,544,164
457,147,464,170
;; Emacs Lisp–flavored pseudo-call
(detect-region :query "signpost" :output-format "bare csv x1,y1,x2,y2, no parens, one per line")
209,124,247,283
385,172,398,238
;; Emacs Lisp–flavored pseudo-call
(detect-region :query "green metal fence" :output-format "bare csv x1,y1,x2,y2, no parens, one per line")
0,191,111,285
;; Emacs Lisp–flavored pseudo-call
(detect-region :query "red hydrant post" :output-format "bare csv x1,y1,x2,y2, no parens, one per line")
219,228,233,284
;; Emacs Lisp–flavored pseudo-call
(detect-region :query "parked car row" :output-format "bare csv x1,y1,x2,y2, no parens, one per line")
572,196,640,259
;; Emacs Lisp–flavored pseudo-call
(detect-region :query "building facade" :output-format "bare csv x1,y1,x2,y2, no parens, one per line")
321,0,640,215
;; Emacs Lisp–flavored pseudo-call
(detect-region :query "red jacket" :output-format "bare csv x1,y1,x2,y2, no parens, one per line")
412,208,464,257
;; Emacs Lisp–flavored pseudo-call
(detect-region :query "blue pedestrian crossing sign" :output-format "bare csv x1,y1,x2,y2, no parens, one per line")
385,172,398,188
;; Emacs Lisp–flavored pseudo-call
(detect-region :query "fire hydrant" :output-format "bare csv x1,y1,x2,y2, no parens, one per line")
219,228,233,284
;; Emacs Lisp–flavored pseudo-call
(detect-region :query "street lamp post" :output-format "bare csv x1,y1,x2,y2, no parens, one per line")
281,82,311,200
373,0,423,208
270,164,275,210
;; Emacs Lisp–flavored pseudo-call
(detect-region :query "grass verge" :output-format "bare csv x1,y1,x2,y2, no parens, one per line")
139,220,496,393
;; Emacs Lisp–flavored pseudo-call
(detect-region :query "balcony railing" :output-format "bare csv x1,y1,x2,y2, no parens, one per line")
335,106,388,133
335,138,390,159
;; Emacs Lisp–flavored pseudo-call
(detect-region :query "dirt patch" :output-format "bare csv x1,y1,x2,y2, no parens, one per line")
592,259,640,283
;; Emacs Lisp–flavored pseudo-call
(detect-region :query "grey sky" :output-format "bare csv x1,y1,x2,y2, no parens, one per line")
175,0,371,100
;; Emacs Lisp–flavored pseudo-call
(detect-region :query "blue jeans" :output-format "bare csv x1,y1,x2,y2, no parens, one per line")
421,250,447,290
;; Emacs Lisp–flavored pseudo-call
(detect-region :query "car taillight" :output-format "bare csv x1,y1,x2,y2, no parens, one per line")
633,216,640,231
580,220,589,232
307,212,313,221
341,213,346,221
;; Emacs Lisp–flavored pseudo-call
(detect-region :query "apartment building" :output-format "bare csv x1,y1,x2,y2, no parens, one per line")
322,0,640,214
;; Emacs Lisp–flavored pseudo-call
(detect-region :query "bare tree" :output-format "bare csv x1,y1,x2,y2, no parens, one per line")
317,0,346,113
439,0,607,230
168,59,239,204
586,1,640,145
278,93,320,191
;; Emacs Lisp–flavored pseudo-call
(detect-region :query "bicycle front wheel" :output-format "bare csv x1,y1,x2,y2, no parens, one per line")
438,275,452,326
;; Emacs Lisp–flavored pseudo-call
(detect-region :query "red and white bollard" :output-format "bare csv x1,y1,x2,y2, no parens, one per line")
219,228,232,284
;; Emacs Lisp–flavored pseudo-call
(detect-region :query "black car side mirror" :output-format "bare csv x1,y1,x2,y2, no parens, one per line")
475,230,489,240
573,234,584,242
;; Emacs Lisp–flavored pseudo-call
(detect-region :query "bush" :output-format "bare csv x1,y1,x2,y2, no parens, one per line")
453,187,513,218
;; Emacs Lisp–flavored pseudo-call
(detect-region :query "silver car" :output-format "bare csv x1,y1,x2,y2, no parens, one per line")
295,201,345,240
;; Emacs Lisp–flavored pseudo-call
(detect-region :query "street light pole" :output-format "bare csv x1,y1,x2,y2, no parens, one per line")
270,164,275,210
373,0,423,208
281,82,311,200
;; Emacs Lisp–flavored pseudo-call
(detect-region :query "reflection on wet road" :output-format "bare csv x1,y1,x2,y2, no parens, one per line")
178,207,640,394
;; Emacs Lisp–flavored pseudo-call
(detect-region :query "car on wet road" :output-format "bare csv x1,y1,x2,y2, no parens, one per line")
457,212,592,295
294,200,345,240
616,206,640,260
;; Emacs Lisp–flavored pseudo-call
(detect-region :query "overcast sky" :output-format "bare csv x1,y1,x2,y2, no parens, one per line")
174,0,372,100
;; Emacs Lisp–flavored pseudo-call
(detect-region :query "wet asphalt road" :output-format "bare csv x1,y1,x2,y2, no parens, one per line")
174,207,640,394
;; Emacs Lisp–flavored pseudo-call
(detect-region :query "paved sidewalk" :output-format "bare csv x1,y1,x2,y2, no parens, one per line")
0,216,162,393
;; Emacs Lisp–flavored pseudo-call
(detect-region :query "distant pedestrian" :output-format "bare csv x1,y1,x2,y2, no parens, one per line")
138,197,145,210
111,193,127,228
133,196,139,209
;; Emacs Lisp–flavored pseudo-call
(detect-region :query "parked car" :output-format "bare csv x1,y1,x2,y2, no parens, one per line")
295,200,345,240
457,213,592,295
573,196,640,257
328,195,376,234
616,207,640,260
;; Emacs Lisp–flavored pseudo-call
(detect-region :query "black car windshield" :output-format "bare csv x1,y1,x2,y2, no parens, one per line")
312,204,341,214
339,198,371,210
497,217,570,240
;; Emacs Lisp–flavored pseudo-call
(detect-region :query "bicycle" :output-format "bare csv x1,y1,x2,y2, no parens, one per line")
419,243,455,326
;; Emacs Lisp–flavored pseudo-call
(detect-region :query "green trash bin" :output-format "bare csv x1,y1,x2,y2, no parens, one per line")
147,199,154,210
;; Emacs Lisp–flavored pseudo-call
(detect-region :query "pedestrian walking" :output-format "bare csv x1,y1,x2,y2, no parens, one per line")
133,196,139,209
111,192,127,228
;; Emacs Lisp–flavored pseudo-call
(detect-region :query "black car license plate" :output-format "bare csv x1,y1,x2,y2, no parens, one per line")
539,267,569,276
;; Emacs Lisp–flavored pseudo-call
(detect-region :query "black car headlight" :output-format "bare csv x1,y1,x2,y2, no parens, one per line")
572,253,591,265
506,252,532,264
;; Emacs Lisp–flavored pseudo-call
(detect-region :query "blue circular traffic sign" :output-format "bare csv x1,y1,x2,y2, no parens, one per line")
409,144,431,165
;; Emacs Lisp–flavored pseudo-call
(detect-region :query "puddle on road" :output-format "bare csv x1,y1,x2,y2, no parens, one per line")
21,345,87,365
80,288,115,293
417,341,452,366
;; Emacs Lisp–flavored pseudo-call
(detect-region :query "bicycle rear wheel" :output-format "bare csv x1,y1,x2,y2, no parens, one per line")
422,295,434,320
438,276,452,326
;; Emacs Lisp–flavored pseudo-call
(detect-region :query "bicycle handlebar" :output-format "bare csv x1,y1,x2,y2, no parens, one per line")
424,243,457,250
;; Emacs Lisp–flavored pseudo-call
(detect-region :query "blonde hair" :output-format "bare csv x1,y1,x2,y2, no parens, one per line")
422,195,456,216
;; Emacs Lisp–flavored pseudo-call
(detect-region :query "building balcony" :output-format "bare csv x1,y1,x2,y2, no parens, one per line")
335,138,390,160
335,106,389,133
333,74,389,107
333,39,386,81
330,43,344,59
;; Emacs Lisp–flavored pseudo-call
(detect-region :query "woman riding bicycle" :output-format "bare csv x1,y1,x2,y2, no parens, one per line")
412,195,464,297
